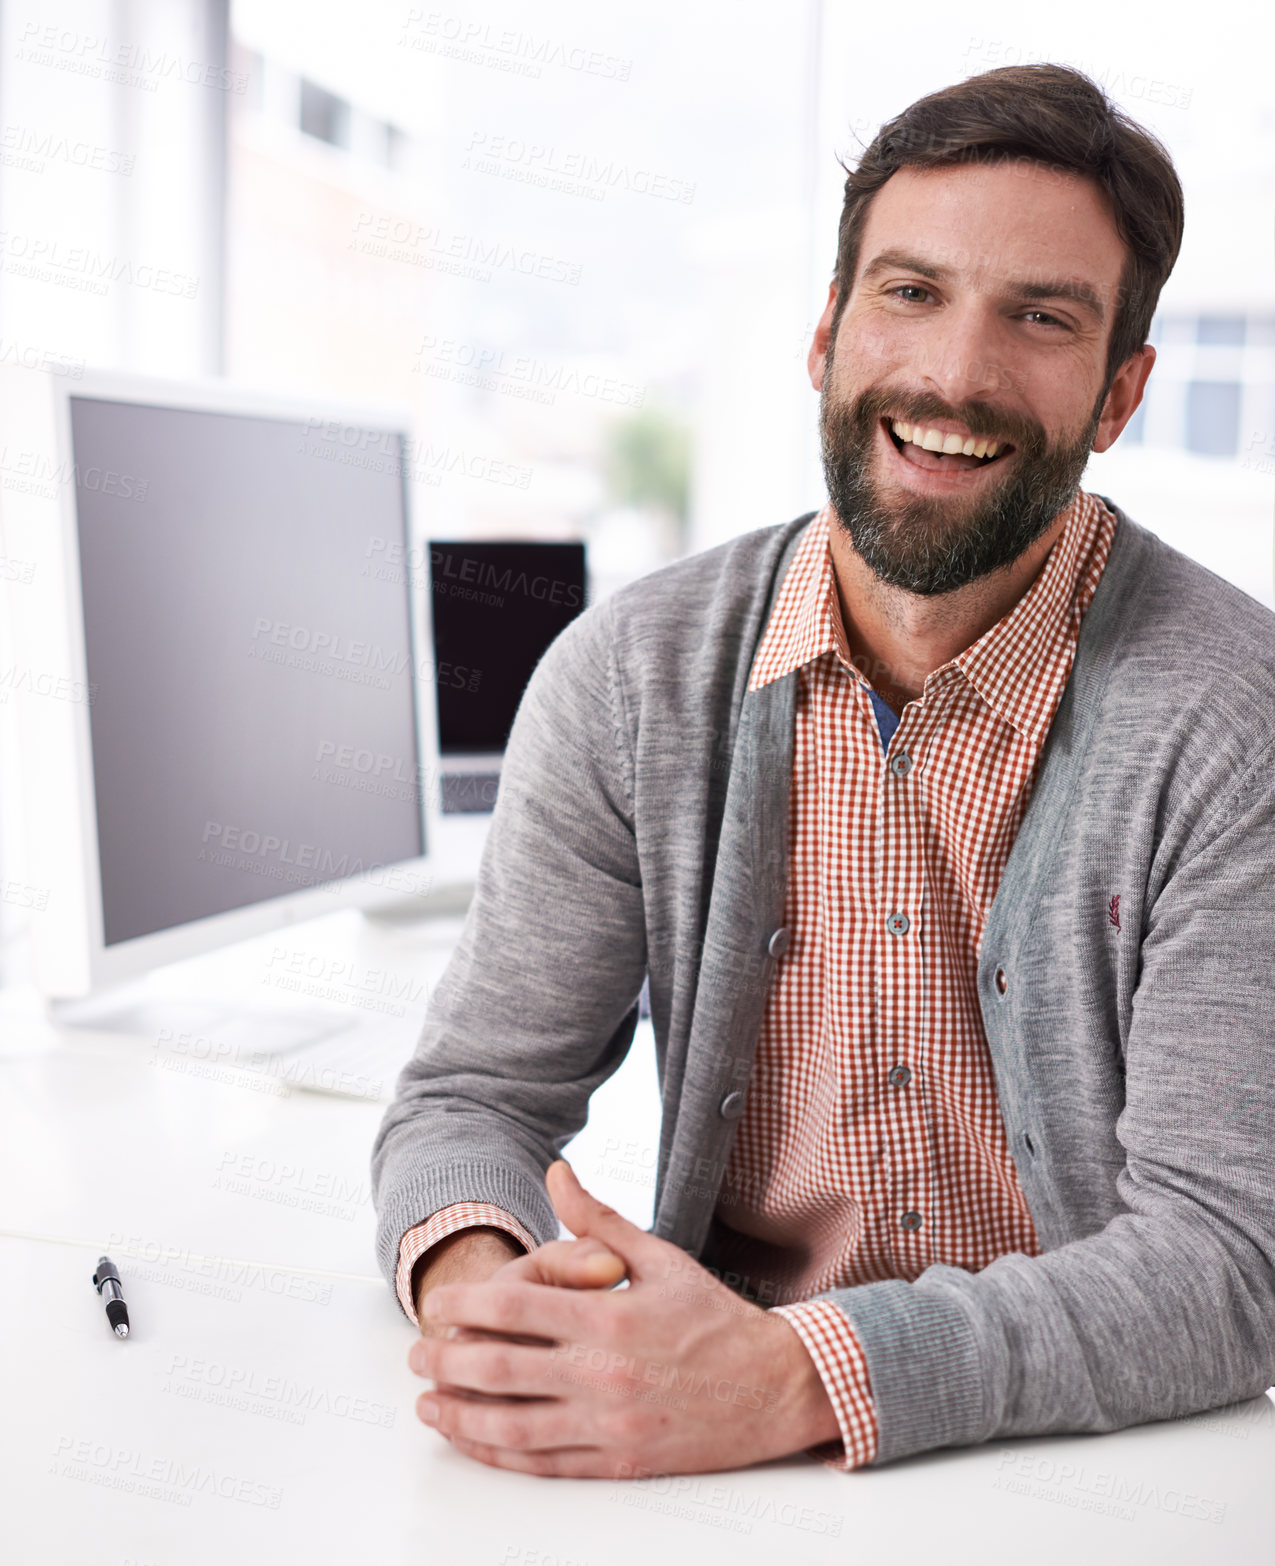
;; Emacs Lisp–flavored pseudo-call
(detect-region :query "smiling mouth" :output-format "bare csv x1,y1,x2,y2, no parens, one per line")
882,417,1015,471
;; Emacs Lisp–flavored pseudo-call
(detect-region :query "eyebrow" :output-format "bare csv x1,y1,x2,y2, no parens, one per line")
858,249,1107,324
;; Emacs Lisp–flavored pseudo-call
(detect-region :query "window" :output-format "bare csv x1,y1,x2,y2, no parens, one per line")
298,79,350,148
1185,381,1242,456
1196,315,1246,347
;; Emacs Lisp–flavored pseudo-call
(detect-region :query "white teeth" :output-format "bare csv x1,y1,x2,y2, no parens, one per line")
889,418,1006,460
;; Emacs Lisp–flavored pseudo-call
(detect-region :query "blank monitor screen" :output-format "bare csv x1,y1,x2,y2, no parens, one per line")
69,397,423,947
429,540,586,756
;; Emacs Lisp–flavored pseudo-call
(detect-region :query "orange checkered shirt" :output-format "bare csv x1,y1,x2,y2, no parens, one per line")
396,487,1117,1471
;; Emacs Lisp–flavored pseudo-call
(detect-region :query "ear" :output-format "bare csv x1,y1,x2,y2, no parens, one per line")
808,281,840,393
1092,344,1155,454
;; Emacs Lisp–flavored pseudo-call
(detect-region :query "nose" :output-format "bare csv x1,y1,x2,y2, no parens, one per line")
916,301,1015,404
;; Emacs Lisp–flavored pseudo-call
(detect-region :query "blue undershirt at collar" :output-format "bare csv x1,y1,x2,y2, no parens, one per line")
867,687,900,753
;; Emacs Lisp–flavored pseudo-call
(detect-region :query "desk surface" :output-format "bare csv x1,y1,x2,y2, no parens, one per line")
2,914,1273,1566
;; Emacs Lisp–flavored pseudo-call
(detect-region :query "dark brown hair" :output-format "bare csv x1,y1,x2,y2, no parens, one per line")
830,63,1185,392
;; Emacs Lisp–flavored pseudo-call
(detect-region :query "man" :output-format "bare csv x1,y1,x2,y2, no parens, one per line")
372,62,1275,1478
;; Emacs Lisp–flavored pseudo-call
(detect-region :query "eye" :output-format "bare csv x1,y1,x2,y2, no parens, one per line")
889,285,932,303
1022,309,1068,329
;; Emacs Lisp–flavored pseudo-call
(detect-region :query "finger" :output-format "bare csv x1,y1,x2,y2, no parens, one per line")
500,1237,627,1290
421,1318,549,1345
423,1277,603,1342
446,1325,558,1348
411,1329,545,1381
447,1435,610,1478
419,1335,577,1397
419,1316,461,1342
545,1160,667,1282
422,1388,588,1452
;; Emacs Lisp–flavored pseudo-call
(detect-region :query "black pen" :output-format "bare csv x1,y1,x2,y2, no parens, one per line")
92,1255,130,1338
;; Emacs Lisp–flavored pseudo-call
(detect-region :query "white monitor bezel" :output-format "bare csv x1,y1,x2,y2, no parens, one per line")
0,364,463,998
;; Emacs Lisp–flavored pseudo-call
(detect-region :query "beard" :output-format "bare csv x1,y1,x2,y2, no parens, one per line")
819,351,1105,597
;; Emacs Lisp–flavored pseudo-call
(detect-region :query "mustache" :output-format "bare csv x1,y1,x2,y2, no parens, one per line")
830,384,1048,459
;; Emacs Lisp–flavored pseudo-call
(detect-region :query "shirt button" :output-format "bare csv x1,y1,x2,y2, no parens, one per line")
718,1091,746,1120
767,927,790,958
889,751,912,777
995,967,1008,995
888,1064,912,1088
900,1211,923,1232
886,911,910,936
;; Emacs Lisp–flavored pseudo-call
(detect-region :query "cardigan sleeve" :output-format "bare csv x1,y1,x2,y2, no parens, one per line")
818,746,1275,1465
370,597,648,1299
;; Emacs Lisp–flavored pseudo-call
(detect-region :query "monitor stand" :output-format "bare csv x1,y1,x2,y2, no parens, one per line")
359,878,474,925
49,989,357,1057
47,982,428,1102
42,902,471,1101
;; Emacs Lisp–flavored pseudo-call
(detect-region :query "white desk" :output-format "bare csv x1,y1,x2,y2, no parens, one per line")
2,912,1273,1565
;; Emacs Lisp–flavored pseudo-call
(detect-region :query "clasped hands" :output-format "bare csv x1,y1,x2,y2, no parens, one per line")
407,1159,839,1478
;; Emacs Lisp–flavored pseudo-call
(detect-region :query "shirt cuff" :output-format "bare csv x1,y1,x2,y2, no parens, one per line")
395,1202,538,1325
772,1298,879,1470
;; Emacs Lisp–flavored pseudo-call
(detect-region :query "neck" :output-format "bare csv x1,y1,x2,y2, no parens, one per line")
826,509,1069,712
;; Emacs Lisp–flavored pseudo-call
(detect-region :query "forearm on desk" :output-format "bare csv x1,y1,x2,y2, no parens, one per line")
395,1203,536,1325
397,1202,881,1471
369,600,647,1303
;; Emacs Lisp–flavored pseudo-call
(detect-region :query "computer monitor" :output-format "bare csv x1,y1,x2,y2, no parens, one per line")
429,540,588,814
0,366,460,1002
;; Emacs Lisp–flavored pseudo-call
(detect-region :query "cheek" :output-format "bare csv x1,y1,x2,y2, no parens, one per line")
831,318,904,382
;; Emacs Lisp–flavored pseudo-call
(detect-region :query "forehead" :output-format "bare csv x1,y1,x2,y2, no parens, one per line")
854,160,1127,300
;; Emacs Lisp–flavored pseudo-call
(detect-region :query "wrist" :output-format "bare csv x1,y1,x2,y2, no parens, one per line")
766,1313,843,1452
412,1226,525,1324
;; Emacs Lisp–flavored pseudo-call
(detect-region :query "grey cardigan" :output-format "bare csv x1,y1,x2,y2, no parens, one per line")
371,501,1275,1467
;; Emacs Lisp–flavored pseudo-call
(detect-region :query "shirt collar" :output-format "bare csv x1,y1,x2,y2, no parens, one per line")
748,491,1114,744
747,508,849,694
955,488,1112,743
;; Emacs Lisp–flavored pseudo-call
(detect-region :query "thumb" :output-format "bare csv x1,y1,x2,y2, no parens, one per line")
546,1160,665,1283
500,1236,627,1291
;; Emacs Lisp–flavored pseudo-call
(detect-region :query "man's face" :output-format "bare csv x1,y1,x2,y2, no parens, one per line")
814,160,1135,595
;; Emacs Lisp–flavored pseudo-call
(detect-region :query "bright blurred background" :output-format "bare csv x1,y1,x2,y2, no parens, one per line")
1,0,1272,939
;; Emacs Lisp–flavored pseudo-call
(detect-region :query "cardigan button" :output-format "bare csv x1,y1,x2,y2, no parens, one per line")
767,927,790,958
719,1091,746,1120
995,966,1008,995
